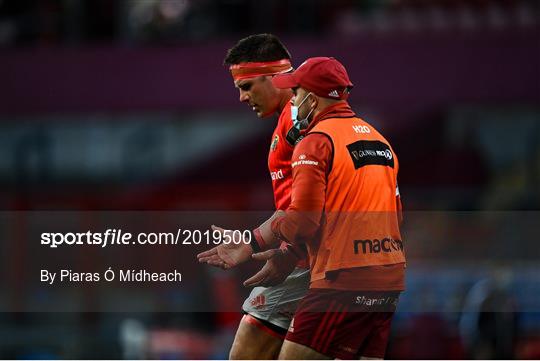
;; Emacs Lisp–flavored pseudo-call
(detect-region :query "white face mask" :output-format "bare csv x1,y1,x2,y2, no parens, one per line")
291,92,315,130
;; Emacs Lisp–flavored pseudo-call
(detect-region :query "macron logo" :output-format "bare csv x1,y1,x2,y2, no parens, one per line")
328,90,339,98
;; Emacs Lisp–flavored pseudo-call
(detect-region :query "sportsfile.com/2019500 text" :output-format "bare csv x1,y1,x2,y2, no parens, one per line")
40,228,252,248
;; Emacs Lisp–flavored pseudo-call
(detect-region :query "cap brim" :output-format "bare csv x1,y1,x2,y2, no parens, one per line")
272,73,299,89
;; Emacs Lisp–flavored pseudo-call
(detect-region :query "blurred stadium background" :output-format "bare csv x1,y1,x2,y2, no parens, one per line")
0,0,539,359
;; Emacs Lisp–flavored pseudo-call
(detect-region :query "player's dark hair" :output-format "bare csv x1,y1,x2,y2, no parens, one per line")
223,33,291,65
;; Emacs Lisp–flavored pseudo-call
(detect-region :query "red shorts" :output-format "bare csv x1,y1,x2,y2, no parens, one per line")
285,289,400,359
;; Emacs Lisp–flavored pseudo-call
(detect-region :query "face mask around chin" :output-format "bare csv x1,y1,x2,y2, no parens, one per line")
291,93,314,130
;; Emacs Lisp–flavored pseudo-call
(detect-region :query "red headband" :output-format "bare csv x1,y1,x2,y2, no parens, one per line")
229,59,293,81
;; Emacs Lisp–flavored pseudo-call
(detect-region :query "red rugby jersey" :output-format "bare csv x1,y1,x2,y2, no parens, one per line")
268,103,294,210
268,102,308,268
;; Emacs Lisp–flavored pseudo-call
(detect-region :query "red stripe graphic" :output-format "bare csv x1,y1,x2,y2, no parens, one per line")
321,305,349,355
318,305,343,353
311,301,340,350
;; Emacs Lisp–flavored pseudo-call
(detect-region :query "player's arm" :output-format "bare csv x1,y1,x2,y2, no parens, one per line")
197,133,330,269
253,133,331,248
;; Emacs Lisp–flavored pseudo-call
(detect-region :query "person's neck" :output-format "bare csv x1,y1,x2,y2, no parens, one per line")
276,89,293,114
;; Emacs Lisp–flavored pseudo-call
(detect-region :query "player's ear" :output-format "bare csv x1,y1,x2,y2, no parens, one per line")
309,93,318,109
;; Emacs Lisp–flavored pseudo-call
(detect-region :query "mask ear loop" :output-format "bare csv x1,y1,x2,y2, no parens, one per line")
287,93,315,146
294,92,314,129
300,106,315,129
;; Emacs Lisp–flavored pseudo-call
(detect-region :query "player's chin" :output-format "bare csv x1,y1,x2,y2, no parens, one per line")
255,109,270,118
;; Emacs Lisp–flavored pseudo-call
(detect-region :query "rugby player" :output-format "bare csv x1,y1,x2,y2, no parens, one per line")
197,34,310,359
204,57,407,359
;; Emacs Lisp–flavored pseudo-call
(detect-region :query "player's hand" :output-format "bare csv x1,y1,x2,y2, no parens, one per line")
196,225,253,269
243,248,297,287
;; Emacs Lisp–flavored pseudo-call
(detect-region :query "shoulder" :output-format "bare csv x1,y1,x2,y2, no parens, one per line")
292,133,333,162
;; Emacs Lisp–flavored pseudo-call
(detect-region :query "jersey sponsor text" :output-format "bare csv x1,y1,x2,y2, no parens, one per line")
271,169,284,180
353,238,403,255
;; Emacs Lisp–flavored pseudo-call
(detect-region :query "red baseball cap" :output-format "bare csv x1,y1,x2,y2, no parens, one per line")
272,57,353,100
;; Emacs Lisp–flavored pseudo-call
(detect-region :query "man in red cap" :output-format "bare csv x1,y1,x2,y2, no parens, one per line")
203,57,407,359
265,56,406,359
